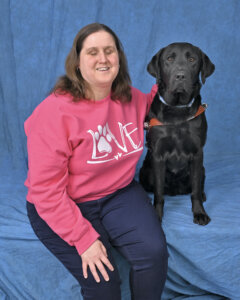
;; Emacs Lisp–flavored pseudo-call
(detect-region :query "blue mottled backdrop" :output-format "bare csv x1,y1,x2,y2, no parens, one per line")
0,1,239,299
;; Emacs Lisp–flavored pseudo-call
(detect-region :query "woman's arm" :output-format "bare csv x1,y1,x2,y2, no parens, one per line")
146,84,158,115
25,97,99,255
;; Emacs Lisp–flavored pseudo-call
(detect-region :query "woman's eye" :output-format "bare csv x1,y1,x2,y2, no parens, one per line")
89,51,97,56
105,48,115,55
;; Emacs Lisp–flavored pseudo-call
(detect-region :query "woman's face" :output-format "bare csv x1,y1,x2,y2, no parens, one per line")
79,30,119,97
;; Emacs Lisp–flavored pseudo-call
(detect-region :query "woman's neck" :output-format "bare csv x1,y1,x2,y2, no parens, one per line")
86,85,111,101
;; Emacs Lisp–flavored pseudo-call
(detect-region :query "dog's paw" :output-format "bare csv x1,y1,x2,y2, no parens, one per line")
193,212,211,226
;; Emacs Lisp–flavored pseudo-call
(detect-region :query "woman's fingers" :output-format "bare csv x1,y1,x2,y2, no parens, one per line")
100,243,114,271
89,263,101,283
100,243,108,256
95,260,110,282
82,261,88,279
101,254,114,272
81,240,115,282
84,256,114,282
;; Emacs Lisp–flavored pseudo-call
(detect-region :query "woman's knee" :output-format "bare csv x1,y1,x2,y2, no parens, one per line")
151,230,168,264
138,228,168,270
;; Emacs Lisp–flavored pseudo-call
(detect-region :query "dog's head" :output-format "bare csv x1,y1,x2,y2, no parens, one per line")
147,43,215,106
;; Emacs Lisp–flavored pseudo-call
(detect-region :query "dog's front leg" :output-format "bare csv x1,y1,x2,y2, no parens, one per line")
152,158,166,222
190,151,210,225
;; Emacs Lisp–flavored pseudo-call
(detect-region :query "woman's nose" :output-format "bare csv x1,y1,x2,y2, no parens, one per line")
98,51,107,62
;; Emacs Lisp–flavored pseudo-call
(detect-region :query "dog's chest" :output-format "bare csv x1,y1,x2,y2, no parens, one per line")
148,123,203,158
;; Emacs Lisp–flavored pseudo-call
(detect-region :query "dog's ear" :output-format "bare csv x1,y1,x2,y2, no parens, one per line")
147,48,164,83
200,52,215,84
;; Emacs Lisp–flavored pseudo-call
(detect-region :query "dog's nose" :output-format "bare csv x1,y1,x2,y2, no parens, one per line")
175,72,185,80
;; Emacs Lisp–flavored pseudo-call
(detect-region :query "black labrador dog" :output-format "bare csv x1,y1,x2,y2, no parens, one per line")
139,42,215,225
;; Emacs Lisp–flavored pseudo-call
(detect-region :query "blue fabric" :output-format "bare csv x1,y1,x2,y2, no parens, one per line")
0,0,240,299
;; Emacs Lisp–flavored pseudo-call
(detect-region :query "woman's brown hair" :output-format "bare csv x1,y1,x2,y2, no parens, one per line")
52,23,132,102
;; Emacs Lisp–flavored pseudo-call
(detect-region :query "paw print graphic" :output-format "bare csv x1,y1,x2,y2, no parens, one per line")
95,125,112,153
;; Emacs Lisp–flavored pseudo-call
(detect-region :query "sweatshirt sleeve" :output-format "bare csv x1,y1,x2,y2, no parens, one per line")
24,97,99,255
146,84,158,115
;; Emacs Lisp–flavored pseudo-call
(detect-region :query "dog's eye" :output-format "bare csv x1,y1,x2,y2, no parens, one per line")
167,56,174,62
188,57,195,62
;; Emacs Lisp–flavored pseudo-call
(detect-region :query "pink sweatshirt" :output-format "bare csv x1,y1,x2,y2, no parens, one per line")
25,85,157,255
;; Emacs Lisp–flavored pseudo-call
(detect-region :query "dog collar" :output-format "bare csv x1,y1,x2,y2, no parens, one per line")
158,93,195,108
144,104,207,130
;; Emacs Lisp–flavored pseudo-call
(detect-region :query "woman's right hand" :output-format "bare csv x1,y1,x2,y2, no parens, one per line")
81,239,114,283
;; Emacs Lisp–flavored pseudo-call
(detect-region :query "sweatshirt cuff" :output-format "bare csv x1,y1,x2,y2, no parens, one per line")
74,227,100,255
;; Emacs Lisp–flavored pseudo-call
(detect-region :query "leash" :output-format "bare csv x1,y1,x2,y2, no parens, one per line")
144,103,207,130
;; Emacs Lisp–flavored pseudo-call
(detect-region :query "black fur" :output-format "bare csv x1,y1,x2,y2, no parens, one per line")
139,43,215,225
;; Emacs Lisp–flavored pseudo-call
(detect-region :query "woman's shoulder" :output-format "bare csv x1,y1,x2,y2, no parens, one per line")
37,92,73,111
29,92,77,121
131,84,158,96
24,93,75,132
130,86,144,96
130,84,158,101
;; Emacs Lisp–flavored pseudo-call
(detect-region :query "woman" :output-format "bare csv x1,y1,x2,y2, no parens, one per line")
25,23,168,300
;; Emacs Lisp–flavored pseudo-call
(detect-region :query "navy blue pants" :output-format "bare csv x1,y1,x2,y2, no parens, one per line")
27,180,168,300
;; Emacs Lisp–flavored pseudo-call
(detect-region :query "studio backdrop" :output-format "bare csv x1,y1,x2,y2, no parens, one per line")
0,1,239,299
